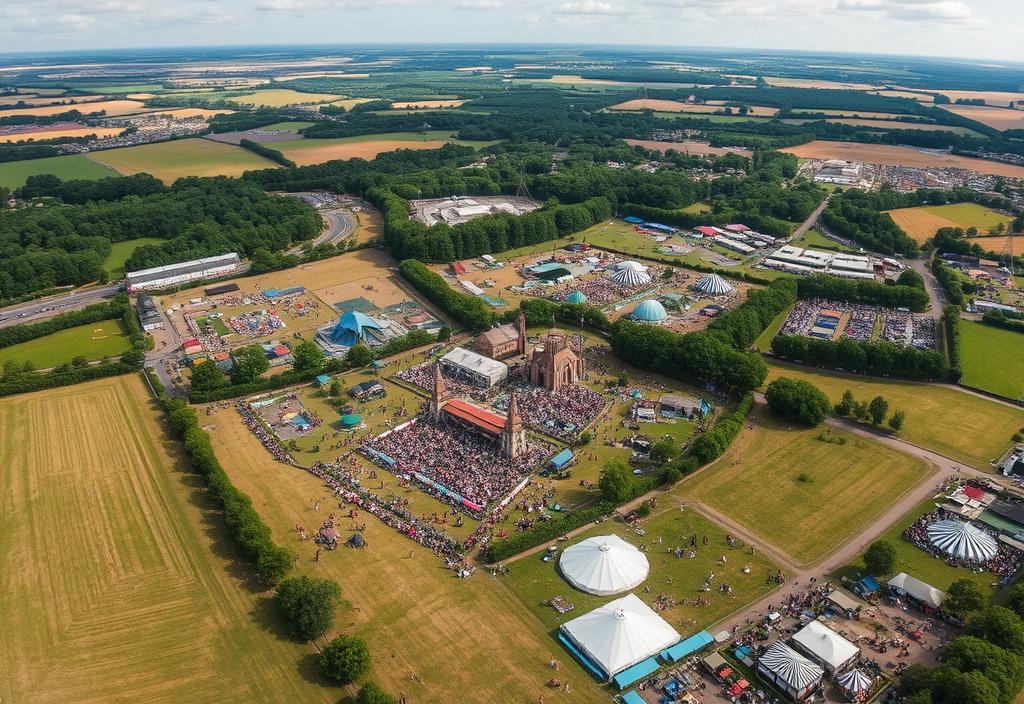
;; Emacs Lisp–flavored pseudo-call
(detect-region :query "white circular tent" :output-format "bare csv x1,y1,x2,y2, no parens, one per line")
559,534,650,596
611,261,652,286
838,669,872,695
694,273,734,296
926,519,998,562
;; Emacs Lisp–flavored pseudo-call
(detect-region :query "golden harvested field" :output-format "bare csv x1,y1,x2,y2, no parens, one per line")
0,99,151,117
931,90,1024,107
392,99,466,109
87,138,278,183
319,98,375,111
869,90,934,102
126,92,157,99
541,74,702,88
781,140,1024,178
0,376,333,704
970,236,1024,256
626,138,752,156
146,107,235,119
226,89,342,108
886,208,960,242
609,99,778,116
0,94,74,106
0,125,125,143
272,131,496,166
938,104,1024,131
886,202,1013,241
791,108,917,119
764,77,882,90
205,409,605,704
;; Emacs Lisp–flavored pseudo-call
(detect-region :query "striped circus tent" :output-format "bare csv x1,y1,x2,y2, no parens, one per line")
611,261,652,286
927,519,998,562
838,669,872,694
757,641,823,700
694,273,734,296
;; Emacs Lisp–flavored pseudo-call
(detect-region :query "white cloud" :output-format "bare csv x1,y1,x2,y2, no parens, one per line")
453,0,504,8
835,0,976,22
554,1,622,15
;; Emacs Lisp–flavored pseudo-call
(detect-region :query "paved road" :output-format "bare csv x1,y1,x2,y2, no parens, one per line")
910,255,946,320
0,283,122,328
791,194,832,240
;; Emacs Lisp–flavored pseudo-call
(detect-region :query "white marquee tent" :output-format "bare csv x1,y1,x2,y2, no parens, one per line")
559,535,650,596
559,593,680,679
757,640,823,701
791,620,860,672
694,273,734,296
611,261,652,286
838,669,872,695
926,519,998,562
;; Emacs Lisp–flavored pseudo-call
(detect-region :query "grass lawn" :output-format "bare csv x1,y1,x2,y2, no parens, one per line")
195,315,230,337
833,496,999,595
0,154,117,189
681,405,929,564
918,202,1013,230
794,227,857,253
0,376,333,704
273,131,500,166
102,237,163,276
764,359,1024,469
752,305,792,352
206,406,608,703
87,138,279,183
504,507,784,636
0,319,130,368
959,320,1024,401
682,202,712,214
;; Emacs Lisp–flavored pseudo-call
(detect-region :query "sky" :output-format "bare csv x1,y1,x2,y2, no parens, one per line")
1,0,1022,63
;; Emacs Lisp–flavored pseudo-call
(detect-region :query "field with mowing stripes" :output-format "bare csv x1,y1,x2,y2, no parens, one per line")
959,320,1024,401
0,376,331,704
0,320,130,368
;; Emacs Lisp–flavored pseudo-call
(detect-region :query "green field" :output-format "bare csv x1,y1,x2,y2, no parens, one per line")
87,138,278,183
682,405,929,564
682,201,712,214
835,497,998,596
0,320,131,369
794,227,857,252
764,359,1024,469
102,237,163,276
195,315,230,336
505,508,784,636
0,154,117,189
273,131,500,167
652,112,772,123
76,83,166,94
925,202,1013,230
959,320,1024,401
753,306,792,352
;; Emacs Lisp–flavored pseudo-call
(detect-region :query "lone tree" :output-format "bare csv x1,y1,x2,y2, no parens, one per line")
345,343,374,368
945,579,987,618
357,682,397,704
230,345,270,384
191,359,226,393
868,395,889,426
319,634,371,684
764,377,832,427
864,540,896,576
649,438,679,464
889,410,906,433
275,575,342,641
599,461,635,504
835,389,855,416
292,340,325,376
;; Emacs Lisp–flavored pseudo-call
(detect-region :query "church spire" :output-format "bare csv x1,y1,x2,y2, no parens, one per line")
430,364,449,421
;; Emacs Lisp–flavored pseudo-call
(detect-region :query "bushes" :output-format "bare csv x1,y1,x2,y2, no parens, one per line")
357,682,397,704
689,393,753,465
764,377,831,427
319,634,371,684
932,257,965,306
707,277,797,349
981,310,1024,334
772,334,952,381
821,190,919,256
796,274,929,312
398,258,496,332
160,397,292,585
483,503,612,562
941,305,963,381
514,296,609,332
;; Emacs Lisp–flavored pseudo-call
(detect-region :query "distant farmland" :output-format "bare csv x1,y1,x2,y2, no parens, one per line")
609,99,778,116
781,141,1024,178
626,138,752,156
0,154,116,189
87,138,278,182
886,202,1013,242
273,131,498,166
0,99,151,118
938,104,1024,131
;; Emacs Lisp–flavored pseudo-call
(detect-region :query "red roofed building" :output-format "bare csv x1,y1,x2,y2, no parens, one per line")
962,485,985,502
695,226,717,237
443,398,505,436
451,261,467,275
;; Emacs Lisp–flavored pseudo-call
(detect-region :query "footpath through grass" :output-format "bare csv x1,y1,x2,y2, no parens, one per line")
764,359,1024,469
505,507,783,636
0,319,130,368
959,320,1024,401
681,405,929,564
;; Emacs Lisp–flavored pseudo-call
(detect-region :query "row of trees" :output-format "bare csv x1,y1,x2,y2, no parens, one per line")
796,273,929,311
397,258,496,332
822,191,919,256
707,277,798,349
771,334,953,381
835,390,905,431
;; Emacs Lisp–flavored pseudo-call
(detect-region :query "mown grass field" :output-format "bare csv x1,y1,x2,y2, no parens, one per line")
682,404,929,564
87,138,278,183
0,376,334,704
959,320,1024,401
0,154,117,189
205,409,607,703
886,202,1013,242
102,237,163,276
226,88,343,107
505,508,783,636
834,497,998,595
0,319,130,368
764,359,1024,469
273,131,499,166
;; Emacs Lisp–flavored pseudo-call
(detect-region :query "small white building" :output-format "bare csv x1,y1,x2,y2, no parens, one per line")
439,347,508,388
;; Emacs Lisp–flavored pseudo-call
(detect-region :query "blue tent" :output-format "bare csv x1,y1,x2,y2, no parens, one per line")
565,290,587,304
315,374,331,387
624,216,645,224
659,630,714,663
329,310,382,346
548,448,574,470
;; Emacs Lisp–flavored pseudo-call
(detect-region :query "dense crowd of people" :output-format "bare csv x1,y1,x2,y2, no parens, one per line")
492,383,605,441
236,400,294,463
903,509,1023,578
360,419,548,511
395,361,479,397
780,298,936,349
228,309,286,338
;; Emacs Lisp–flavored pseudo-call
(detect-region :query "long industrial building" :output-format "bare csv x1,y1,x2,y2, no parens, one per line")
126,253,241,292
763,245,878,280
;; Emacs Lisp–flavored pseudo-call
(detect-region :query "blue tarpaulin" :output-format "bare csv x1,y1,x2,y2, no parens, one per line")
622,691,645,704
624,216,645,224
548,448,574,470
646,222,675,233
315,374,330,386
612,657,660,690
659,630,714,663
558,633,606,680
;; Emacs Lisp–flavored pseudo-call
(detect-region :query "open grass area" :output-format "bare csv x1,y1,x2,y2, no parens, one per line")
793,227,857,252
681,404,929,564
0,319,130,368
102,237,163,276
505,508,784,637
753,305,792,352
87,138,279,183
0,376,333,704
834,496,998,596
763,359,1024,469
959,320,1024,401
273,131,499,166
205,407,606,703
0,153,117,189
